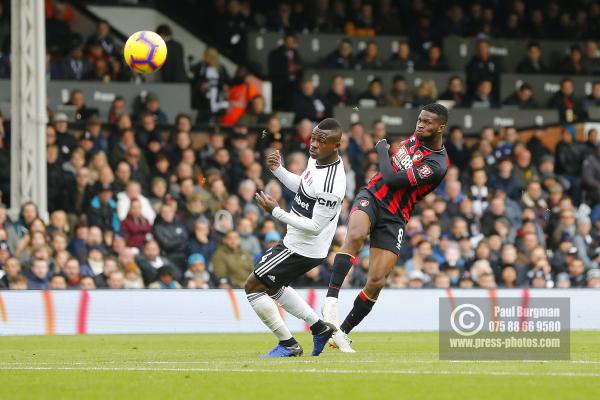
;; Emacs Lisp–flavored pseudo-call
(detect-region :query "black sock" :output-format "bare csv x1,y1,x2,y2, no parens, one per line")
340,291,376,334
279,337,298,347
310,320,327,335
326,253,353,298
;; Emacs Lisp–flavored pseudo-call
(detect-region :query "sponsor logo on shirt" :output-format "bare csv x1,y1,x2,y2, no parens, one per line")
317,198,338,208
393,146,414,171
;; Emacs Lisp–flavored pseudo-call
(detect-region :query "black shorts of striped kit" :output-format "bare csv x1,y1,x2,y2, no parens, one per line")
253,242,325,289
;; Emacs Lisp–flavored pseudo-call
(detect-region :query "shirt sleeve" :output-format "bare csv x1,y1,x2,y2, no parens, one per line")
271,192,341,235
375,141,445,190
272,165,302,192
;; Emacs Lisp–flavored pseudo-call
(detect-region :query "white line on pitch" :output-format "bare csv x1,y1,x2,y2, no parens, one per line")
1,366,600,377
2,359,600,365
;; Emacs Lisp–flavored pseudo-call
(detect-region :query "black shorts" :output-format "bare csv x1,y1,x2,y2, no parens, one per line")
253,242,325,289
351,189,406,256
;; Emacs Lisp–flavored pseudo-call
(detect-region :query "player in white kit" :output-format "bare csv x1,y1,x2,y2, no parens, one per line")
245,118,346,357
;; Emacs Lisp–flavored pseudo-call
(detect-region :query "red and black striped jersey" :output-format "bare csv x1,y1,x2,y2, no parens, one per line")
366,133,450,223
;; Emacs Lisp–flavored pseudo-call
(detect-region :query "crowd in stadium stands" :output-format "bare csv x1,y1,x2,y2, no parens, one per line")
1,0,600,290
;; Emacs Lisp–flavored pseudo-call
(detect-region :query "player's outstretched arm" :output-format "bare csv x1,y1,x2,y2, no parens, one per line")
255,191,340,235
375,139,441,189
267,150,302,192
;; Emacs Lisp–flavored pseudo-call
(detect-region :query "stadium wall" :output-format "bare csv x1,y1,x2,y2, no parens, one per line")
0,289,598,336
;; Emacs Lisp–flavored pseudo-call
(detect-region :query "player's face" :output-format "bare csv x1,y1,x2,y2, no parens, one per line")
415,110,445,140
309,130,339,161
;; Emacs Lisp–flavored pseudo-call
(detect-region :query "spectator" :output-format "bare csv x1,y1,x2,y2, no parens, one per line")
212,230,253,288
268,32,302,108
418,43,449,71
268,2,293,33
85,20,115,56
1,257,21,288
345,3,378,36
88,184,119,233
441,4,467,36
568,257,587,287
290,79,325,123
582,40,600,75
53,113,77,156
156,24,187,83
354,41,383,70
357,78,386,107
555,45,587,75
184,253,212,289
412,79,438,108
469,80,498,108
322,38,354,69
555,129,584,204
148,265,182,289
516,42,548,74
385,75,412,108
116,181,156,224
438,76,467,108
220,66,260,126
51,46,89,80
385,40,416,73
105,270,125,289
547,78,584,123
323,75,350,117
582,81,600,119
445,126,471,171
65,89,97,121
465,39,500,99
503,83,538,109
140,93,169,125
238,95,269,127
49,274,67,290
192,47,230,121
582,143,600,204
120,199,152,248
587,269,600,288
188,218,218,264
238,217,262,258
79,275,96,290
152,203,188,272
135,239,180,286
25,258,51,290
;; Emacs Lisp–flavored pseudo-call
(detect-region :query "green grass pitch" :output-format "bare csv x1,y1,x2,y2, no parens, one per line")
1,332,599,400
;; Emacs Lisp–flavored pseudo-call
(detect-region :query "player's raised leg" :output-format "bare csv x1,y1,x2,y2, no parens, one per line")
244,274,303,357
271,285,335,356
339,247,397,334
323,202,372,327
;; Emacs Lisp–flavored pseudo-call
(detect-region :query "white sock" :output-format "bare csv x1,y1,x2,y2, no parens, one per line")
247,292,293,341
271,286,319,327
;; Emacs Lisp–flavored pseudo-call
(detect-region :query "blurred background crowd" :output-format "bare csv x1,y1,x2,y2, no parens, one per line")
0,0,599,290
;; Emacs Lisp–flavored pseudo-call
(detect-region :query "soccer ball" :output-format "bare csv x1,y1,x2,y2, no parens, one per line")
123,31,167,74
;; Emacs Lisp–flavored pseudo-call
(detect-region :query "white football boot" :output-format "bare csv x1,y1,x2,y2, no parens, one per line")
330,330,356,353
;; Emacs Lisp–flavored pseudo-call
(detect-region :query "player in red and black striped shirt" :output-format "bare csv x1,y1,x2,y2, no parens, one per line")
323,103,450,352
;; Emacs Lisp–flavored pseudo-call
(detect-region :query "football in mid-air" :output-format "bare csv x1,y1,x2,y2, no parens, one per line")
123,30,167,74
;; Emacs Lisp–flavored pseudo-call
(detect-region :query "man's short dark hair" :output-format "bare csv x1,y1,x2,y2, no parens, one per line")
156,24,172,37
422,103,449,125
527,41,540,50
519,82,533,91
316,118,342,136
